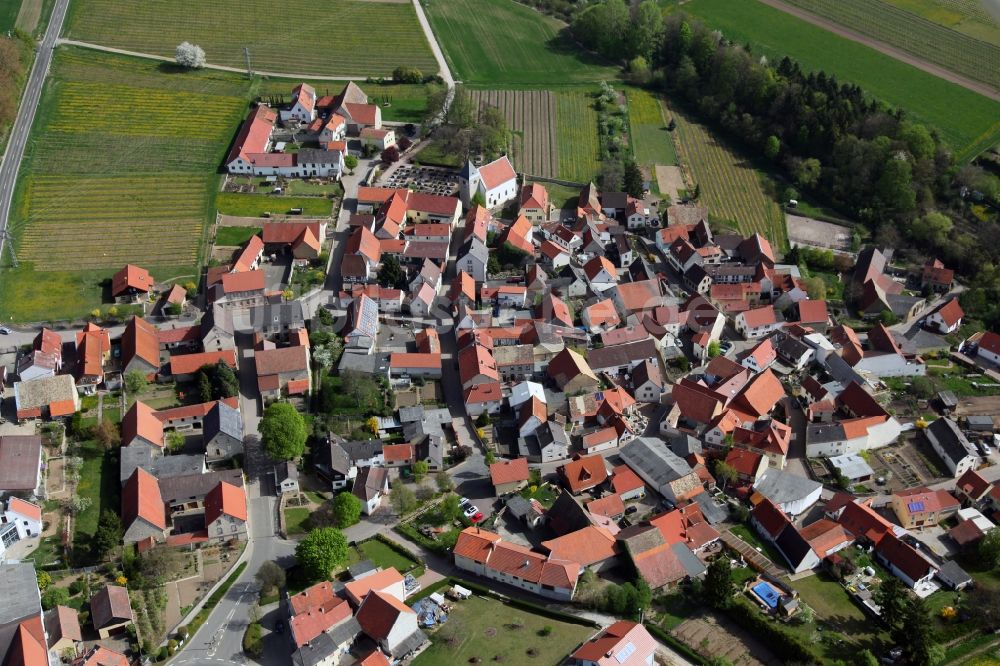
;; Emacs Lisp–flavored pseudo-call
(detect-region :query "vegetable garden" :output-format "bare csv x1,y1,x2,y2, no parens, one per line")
668,104,787,249
65,0,437,77
780,0,1000,90
469,90,558,178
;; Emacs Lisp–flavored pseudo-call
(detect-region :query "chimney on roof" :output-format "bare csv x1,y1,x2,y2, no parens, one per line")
523,559,530,568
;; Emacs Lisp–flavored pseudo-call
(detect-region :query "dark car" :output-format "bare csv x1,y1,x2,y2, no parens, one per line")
625,505,639,515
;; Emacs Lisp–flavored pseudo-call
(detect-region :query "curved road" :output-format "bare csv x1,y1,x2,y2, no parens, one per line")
0,0,69,266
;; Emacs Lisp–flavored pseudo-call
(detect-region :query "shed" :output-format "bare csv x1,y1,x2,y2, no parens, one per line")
965,415,994,432
936,560,973,591
829,453,875,482
937,391,958,411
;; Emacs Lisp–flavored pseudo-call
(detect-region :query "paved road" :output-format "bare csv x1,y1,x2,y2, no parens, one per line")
0,0,69,268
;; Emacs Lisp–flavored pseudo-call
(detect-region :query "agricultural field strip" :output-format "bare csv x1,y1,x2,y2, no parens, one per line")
669,105,784,245
684,0,1000,160
64,0,437,77
8,48,246,271
470,90,558,178
555,92,600,184
780,0,1000,89
627,89,677,168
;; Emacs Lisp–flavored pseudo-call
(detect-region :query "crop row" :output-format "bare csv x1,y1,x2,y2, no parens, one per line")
31,138,225,174
782,0,1000,89
555,92,601,184
65,0,437,76
670,105,785,247
470,90,558,178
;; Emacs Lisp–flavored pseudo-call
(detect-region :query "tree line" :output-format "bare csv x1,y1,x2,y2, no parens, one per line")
570,1,1000,325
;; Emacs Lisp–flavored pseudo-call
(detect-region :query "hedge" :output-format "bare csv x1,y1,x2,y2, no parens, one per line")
723,598,815,663
644,623,709,665
394,524,452,556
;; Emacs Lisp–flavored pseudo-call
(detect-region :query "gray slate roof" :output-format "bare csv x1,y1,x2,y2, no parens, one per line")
925,418,978,466
250,301,305,333
0,562,41,625
120,447,205,485
204,401,242,441
752,468,822,506
619,437,693,487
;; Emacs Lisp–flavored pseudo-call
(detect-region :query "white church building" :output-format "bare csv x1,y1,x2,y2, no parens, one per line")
460,156,518,209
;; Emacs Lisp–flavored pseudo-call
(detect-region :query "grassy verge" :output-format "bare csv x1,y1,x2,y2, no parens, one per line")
71,439,119,563
216,192,332,218
214,226,261,247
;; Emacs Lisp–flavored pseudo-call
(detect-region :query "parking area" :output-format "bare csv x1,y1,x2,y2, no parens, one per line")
786,214,854,254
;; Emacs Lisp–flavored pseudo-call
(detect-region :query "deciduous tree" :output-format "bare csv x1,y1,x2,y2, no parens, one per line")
175,42,206,68
260,402,307,461
295,528,349,582
390,485,417,515
254,561,286,595
331,492,362,529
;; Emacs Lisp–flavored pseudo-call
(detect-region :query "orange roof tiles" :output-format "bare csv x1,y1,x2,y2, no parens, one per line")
541,525,618,566
122,316,160,371
572,621,656,666
122,400,164,448
221,270,266,294
932,298,964,327
559,455,608,494
611,464,645,495
520,182,549,210
205,481,247,524
233,235,264,273
344,568,404,605
797,299,828,324
8,497,41,522
478,156,517,190
740,305,777,328
389,352,441,369
225,105,276,165
382,444,416,463
463,381,503,405
583,427,618,450
289,580,339,616
490,458,530,487
586,494,625,519
732,369,785,418
112,264,154,297
289,596,352,648
347,225,382,264
799,518,851,557
453,526,502,563
123,467,166,530
169,349,237,376
356,590,415,641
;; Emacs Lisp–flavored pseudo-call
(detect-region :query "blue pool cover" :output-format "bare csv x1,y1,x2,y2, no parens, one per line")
752,582,780,609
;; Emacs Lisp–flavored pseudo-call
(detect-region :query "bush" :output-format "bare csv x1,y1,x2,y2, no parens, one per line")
538,625,552,636
41,587,70,610
242,623,263,657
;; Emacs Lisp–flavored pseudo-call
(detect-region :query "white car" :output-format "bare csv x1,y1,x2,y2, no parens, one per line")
0,326,10,334
458,497,472,508
462,504,479,518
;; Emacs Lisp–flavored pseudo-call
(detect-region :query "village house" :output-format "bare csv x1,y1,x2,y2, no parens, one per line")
353,466,389,515
490,458,531,496
13,374,80,423
112,264,154,303
890,487,960,530
255,345,311,399
924,417,979,478
519,182,551,224
924,298,963,335
17,328,62,382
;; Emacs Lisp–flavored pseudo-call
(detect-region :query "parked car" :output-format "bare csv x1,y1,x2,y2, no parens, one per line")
0,326,9,334
624,505,639,515
459,497,472,508
470,511,484,524
463,504,479,518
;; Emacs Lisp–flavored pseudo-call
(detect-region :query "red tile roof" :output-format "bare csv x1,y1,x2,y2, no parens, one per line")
453,526,502,563
389,352,441,370
611,464,645,495
559,455,609,494
572,621,656,666
123,467,166,530
225,105,276,165
740,305,777,328
122,400,164,448
169,349,237,376
463,381,503,405
583,427,618,450
541,525,618,567
49,400,77,418
77,645,128,666
112,264,154,297
725,448,764,477
799,518,851,557
255,345,309,376
797,299,828,324
520,182,549,211
459,343,499,385
478,156,517,190
122,316,160,371
732,369,785,418
980,331,1000,357
221,270,265,294
838,500,894,544
489,458,530,487
876,532,935,582
289,596,352,648
382,444,416,463
584,255,618,282
233,235,264,273
289,581,338,616
7,497,41,522
205,481,247,524
750,497,790,539
356,590,414,641
586,494,625,519
343,102,379,126
347,225,382,265
263,221,324,245
932,298,964,328
344,568,404,605
955,469,991,501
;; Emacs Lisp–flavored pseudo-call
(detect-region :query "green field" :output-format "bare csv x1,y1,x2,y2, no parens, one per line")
424,0,618,86
0,0,21,32
64,0,437,77
627,88,677,168
779,0,1000,90
216,192,332,218
668,103,787,248
412,595,593,666
884,0,1000,43
0,47,249,322
72,439,120,562
683,0,1000,160
256,77,432,123
556,92,601,183
214,226,262,247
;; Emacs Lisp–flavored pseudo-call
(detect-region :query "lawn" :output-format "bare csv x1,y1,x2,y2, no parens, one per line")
357,539,419,574
64,0,437,77
520,483,558,509
285,507,310,536
556,91,601,184
0,0,21,32
777,0,1000,90
627,88,677,168
534,180,581,209
256,77,432,124
0,47,249,322
667,101,787,249
683,0,1000,161
72,439,119,562
729,524,786,567
424,0,618,86
411,594,593,666
791,572,869,623
215,192,332,218
215,226,262,247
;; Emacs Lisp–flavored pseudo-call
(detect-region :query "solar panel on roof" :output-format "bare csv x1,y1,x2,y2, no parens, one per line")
907,501,925,513
595,391,604,402
615,642,636,663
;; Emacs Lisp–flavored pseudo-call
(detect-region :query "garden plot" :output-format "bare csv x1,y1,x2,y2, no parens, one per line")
469,90,558,178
